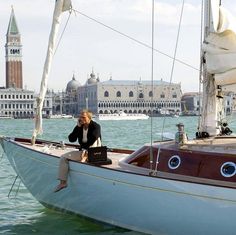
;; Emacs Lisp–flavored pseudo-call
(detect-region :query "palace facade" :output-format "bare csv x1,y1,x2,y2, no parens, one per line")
76,71,182,115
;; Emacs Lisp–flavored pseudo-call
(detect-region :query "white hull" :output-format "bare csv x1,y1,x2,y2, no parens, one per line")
0,115,13,119
49,114,73,119
1,137,236,235
98,113,149,121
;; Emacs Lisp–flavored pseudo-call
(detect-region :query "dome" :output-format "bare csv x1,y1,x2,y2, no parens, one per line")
87,70,99,85
66,75,80,92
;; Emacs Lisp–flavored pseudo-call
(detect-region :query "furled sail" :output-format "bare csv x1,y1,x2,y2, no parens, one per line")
199,0,232,136
31,0,72,144
204,3,236,86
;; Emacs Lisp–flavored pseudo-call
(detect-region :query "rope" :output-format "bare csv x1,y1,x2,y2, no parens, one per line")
72,8,199,72
8,175,19,198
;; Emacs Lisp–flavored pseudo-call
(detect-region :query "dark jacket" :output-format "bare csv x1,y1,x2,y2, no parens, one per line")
68,120,101,150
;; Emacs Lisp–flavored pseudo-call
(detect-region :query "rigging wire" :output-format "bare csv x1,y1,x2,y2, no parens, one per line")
154,0,186,173
54,8,72,56
149,0,155,172
72,8,199,72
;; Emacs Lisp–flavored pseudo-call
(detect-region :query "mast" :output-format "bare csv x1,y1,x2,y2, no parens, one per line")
200,0,222,136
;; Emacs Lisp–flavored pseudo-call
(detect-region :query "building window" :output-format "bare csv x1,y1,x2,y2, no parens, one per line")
149,91,153,97
160,93,165,98
116,91,121,97
104,91,109,97
139,93,144,99
129,91,134,97
172,93,177,98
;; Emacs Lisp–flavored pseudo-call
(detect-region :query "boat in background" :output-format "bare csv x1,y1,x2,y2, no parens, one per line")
49,114,74,119
97,111,149,121
0,114,13,119
2,1,236,234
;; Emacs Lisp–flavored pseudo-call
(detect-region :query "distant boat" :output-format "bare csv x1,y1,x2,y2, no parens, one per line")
49,114,74,119
97,111,149,121
0,114,13,119
171,114,179,118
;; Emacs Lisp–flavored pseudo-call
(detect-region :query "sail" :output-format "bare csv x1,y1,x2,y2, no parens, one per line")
200,0,228,136
204,3,236,86
31,0,72,144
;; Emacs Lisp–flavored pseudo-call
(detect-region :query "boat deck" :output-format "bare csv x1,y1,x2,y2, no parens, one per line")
183,136,236,154
18,141,129,170
156,136,236,154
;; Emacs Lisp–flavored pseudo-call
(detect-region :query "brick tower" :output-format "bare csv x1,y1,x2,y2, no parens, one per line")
5,7,23,89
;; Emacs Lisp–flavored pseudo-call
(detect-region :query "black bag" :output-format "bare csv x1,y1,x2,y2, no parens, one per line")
88,146,108,164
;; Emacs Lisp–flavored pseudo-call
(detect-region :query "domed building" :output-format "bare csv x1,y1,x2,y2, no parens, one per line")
77,71,182,116
66,74,80,93
86,70,99,85
52,74,80,116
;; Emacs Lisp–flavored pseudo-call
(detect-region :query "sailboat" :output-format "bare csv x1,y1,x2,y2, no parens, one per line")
1,1,236,234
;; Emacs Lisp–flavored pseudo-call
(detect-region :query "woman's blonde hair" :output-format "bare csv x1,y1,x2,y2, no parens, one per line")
81,109,93,120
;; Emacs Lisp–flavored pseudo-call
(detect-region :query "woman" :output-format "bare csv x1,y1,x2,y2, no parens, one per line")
54,109,101,192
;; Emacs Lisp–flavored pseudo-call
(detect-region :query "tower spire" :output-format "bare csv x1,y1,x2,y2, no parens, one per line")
7,6,20,36
5,6,23,89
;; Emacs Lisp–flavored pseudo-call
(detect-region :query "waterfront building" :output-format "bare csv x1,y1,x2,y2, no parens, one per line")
40,91,53,118
51,75,79,116
77,71,182,115
5,7,23,89
0,88,53,119
0,88,34,118
223,91,234,115
181,92,201,116
181,92,233,116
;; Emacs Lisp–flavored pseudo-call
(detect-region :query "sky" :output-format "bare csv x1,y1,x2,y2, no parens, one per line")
0,0,236,93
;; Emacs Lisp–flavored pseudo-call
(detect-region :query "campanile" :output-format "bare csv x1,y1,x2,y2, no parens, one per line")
5,7,23,89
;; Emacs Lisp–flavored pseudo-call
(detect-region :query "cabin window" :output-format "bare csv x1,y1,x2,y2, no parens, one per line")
168,155,181,170
220,162,236,178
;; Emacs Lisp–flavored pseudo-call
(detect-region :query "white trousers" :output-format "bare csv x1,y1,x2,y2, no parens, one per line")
58,138,102,181
58,150,84,181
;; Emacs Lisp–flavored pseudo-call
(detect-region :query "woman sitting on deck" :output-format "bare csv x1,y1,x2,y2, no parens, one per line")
54,109,101,192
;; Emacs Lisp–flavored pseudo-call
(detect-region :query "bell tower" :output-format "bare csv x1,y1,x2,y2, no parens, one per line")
5,6,23,89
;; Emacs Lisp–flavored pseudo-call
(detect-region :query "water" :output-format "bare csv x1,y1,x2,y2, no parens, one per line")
0,116,234,235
